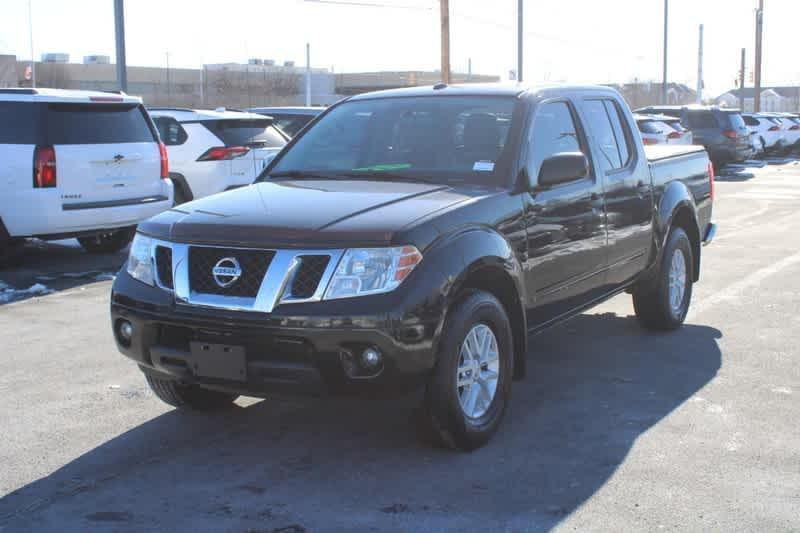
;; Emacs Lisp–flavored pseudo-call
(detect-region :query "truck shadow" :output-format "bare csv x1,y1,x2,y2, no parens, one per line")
0,239,125,305
0,312,721,531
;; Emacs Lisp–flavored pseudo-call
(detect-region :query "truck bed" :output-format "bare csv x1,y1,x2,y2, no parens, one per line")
644,144,707,162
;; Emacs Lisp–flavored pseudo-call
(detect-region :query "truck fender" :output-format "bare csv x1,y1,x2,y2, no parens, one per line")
653,180,702,281
425,227,528,379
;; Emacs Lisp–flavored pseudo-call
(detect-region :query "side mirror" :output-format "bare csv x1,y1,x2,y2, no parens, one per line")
536,152,589,189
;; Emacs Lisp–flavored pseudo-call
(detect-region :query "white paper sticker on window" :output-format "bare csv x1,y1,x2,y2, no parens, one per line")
473,160,495,172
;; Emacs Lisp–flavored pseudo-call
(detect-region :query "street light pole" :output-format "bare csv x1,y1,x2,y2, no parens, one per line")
517,0,523,83
305,43,312,106
28,0,36,88
662,0,668,104
696,24,704,104
754,0,764,112
114,0,128,92
440,0,450,83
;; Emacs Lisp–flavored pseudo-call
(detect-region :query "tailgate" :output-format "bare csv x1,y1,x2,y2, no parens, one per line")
55,142,162,206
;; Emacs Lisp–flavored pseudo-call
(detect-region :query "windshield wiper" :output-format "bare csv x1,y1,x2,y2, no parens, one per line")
264,170,337,181
338,172,438,185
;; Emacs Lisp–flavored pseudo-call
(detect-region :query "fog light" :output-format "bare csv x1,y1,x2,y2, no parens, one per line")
119,320,133,341
361,347,382,368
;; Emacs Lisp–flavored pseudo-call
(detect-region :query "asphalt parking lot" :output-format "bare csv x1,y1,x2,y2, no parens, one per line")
1,161,799,532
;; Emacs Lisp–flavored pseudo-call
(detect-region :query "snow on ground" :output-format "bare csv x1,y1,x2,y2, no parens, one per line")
0,282,54,304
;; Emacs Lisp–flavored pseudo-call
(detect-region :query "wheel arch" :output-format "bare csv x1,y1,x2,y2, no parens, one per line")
168,172,194,203
429,227,528,380
657,180,701,283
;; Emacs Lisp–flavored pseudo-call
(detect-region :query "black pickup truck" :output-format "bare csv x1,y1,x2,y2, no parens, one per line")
111,84,715,450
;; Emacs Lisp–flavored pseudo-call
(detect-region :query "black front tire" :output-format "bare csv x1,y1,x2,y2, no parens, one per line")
145,373,238,410
417,290,514,451
77,227,135,254
633,227,694,331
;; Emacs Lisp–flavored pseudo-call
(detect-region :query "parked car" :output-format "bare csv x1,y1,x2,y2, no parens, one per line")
659,116,694,145
742,113,785,155
247,106,323,137
149,107,288,204
634,114,691,145
0,88,173,254
112,84,715,450
636,105,752,168
761,113,800,152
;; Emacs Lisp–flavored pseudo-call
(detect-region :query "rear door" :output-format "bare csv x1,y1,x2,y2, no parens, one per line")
202,119,287,185
46,103,162,208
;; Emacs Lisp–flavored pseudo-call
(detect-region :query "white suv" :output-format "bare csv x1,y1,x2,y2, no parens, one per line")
0,88,173,254
148,108,288,203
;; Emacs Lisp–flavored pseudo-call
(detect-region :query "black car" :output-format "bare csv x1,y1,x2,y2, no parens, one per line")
636,105,752,168
112,84,715,450
247,106,323,137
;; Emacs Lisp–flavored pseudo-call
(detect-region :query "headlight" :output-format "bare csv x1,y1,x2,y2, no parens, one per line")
324,246,422,300
127,233,155,286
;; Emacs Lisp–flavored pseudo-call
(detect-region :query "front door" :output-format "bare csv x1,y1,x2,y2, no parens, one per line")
521,99,608,329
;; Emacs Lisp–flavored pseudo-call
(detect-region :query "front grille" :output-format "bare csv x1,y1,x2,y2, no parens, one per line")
289,255,331,299
155,246,173,289
188,247,274,297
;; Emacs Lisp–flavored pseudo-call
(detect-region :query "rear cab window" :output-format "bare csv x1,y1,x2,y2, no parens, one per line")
583,99,632,172
203,119,287,148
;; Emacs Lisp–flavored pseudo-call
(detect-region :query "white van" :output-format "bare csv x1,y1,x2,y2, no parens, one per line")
0,88,173,253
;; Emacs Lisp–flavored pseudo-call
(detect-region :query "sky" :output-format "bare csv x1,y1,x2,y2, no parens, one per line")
0,0,798,98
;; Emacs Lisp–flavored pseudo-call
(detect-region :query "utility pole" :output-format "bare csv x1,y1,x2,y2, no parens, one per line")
517,0,523,83
440,0,450,83
305,43,312,106
165,52,171,106
662,0,669,104
696,24,704,104
113,0,128,92
467,57,472,82
754,0,764,112
28,0,36,88
739,48,746,111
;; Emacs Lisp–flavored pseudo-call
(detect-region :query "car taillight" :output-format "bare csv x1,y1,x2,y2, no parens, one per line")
768,125,780,132
642,137,658,145
707,160,715,201
33,146,57,188
722,130,737,140
196,146,250,161
159,142,169,179
668,131,682,139
790,125,800,131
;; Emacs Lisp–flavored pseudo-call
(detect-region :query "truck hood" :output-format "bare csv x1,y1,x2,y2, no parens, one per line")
139,179,477,247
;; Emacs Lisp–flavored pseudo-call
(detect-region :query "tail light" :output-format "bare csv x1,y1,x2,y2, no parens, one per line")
768,125,780,132
707,160,715,201
642,137,658,145
722,130,737,140
158,142,169,179
668,131,682,139
33,146,57,188
196,146,250,161
790,125,800,131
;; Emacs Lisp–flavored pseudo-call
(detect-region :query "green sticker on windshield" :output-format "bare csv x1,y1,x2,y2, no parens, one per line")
352,163,413,172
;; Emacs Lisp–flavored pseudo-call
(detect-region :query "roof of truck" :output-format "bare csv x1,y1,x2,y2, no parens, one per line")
0,87,142,104
347,82,619,101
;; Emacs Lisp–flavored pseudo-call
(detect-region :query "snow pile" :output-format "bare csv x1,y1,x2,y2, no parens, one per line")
0,282,54,304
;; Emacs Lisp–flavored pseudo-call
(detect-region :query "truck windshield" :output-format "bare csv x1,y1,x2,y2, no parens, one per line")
266,96,518,186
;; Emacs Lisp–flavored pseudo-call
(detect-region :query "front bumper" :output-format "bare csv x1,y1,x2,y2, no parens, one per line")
111,271,441,397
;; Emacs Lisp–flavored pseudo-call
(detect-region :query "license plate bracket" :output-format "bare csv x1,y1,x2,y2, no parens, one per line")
190,342,246,381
